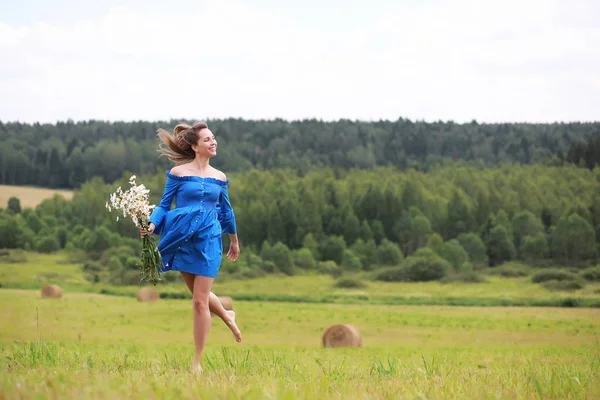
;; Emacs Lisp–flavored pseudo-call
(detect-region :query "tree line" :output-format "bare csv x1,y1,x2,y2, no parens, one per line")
1,118,599,188
1,165,599,284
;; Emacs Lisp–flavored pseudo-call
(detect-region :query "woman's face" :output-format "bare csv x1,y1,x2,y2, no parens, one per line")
193,128,217,157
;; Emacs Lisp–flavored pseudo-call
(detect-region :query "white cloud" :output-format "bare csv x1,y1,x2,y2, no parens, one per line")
0,0,598,123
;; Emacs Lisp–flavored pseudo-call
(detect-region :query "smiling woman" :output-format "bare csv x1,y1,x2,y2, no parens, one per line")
156,121,211,164
139,121,242,372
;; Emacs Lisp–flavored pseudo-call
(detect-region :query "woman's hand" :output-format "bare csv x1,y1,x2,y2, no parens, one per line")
227,241,240,261
140,223,156,238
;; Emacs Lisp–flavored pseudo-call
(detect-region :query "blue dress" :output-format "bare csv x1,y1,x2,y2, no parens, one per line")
148,171,237,278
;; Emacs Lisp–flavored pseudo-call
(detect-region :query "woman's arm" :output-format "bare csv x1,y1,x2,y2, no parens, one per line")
147,176,178,235
217,183,237,235
218,182,239,261
226,233,240,261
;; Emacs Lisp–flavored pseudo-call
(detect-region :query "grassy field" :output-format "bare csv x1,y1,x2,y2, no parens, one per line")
0,252,88,289
1,289,599,399
2,252,600,308
1,252,600,398
0,184,74,209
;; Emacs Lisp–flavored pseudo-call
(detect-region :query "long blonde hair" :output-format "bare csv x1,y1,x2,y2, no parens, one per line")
156,121,208,164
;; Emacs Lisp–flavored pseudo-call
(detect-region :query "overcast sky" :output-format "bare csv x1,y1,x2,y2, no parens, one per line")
1,0,599,124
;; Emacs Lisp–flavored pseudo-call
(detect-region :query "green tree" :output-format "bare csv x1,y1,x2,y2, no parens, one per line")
24,212,45,234
457,232,488,265
495,210,513,238
378,239,404,266
426,232,444,251
271,242,295,275
84,226,112,253
343,213,361,245
552,214,597,262
293,248,316,270
359,219,373,242
55,227,68,248
371,220,385,245
512,210,543,254
319,235,346,265
302,233,320,260
445,190,476,239
520,233,549,262
437,239,469,271
411,214,432,250
341,249,362,271
266,204,286,244
392,213,413,253
245,253,265,271
0,213,27,248
35,235,60,253
260,241,274,263
351,238,378,270
486,226,516,266
107,255,124,272
403,251,450,282
7,197,21,213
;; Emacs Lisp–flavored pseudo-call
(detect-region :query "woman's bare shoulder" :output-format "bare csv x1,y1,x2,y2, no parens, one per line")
170,164,189,176
211,167,227,181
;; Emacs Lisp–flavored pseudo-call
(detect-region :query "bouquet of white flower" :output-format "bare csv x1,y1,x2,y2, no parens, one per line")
106,175,162,285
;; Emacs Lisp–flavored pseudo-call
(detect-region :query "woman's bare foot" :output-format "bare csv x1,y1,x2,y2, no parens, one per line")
191,360,203,374
226,310,242,342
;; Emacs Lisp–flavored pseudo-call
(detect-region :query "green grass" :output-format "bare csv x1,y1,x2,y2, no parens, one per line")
1,289,599,399
2,251,600,308
0,252,88,290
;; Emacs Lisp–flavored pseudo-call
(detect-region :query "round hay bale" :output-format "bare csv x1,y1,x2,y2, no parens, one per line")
218,296,234,311
41,284,62,299
211,296,234,317
136,287,160,302
322,324,362,348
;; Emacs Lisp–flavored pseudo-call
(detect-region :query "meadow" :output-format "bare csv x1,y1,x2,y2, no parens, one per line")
1,252,600,399
2,252,600,308
1,289,599,399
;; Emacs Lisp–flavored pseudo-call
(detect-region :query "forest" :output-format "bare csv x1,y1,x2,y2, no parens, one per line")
1,162,600,287
1,118,600,188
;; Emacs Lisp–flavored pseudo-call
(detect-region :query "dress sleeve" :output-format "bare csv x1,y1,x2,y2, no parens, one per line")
148,176,178,235
218,183,237,234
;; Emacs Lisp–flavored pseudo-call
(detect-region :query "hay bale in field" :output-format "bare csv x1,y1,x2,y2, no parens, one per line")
218,296,234,311
40,284,63,298
322,324,362,348
211,296,234,317
136,287,160,302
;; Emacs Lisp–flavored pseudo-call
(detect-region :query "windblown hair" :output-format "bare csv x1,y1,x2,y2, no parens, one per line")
156,121,209,164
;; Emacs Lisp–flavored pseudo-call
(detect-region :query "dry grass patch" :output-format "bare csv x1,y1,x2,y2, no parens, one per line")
0,184,74,209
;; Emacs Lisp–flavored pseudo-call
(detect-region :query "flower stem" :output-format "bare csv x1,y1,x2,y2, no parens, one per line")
140,234,162,286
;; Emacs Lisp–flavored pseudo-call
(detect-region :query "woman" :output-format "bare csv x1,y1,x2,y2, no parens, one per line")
139,121,241,372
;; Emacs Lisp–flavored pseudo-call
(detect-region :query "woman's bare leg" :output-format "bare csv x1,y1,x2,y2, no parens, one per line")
209,294,242,342
180,272,242,342
181,272,195,293
191,275,213,371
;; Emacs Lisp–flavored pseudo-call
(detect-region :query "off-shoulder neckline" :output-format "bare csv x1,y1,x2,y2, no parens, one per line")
165,171,229,185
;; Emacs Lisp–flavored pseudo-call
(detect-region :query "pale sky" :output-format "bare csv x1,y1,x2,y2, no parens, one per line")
1,0,599,124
